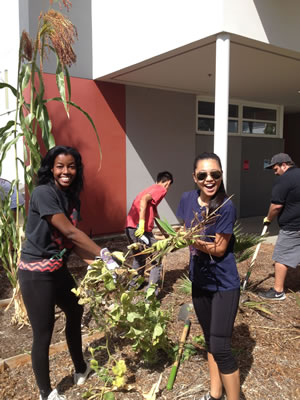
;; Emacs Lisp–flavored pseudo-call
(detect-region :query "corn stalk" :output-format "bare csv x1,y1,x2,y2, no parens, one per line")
0,1,101,324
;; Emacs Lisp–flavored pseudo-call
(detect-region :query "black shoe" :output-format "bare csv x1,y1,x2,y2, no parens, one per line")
258,287,286,300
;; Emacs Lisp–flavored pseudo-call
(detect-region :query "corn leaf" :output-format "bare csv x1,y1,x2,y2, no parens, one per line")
155,218,177,236
56,58,69,117
20,63,32,93
0,82,18,97
0,120,15,137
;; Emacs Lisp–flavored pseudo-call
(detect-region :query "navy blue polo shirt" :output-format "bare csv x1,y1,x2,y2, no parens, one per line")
177,190,240,291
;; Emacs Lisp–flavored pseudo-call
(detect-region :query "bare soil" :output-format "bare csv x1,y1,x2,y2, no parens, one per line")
1,239,300,400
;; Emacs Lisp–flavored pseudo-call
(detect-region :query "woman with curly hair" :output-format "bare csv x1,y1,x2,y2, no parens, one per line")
19,146,118,400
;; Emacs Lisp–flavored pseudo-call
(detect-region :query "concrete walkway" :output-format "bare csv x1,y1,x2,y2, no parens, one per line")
237,216,278,245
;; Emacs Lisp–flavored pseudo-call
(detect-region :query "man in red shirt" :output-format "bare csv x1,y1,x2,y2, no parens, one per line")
126,171,173,292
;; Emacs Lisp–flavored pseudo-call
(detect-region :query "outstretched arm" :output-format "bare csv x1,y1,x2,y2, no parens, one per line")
46,213,100,264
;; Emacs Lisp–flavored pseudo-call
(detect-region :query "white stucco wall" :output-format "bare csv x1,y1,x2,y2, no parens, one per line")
92,0,300,79
92,0,224,79
223,0,300,53
0,1,24,183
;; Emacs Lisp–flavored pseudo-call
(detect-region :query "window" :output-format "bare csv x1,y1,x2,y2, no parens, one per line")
196,98,282,137
197,101,239,134
242,106,277,135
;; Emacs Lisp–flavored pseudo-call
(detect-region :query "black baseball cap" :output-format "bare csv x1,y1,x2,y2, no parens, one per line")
265,153,293,169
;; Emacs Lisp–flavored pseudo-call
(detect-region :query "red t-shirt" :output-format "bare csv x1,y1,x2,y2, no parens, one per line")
126,184,167,232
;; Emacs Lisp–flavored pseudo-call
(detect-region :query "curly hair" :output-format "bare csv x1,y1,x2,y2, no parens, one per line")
37,146,83,200
193,152,227,214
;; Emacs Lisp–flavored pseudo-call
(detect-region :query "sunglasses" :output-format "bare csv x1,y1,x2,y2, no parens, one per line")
196,170,222,181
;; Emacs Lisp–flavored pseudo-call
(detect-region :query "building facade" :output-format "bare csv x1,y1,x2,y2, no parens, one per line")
2,0,300,235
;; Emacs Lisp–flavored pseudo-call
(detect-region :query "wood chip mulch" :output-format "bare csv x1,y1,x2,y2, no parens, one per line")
1,240,300,400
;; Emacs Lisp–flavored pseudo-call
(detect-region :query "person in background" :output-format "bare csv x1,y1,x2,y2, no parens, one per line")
0,177,25,213
177,152,240,400
259,152,300,300
125,171,173,292
18,146,119,400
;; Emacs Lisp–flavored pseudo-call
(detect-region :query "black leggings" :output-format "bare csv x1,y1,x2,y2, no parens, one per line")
192,285,240,374
18,266,86,397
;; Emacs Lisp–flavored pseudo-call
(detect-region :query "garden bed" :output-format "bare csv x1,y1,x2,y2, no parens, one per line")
1,241,300,400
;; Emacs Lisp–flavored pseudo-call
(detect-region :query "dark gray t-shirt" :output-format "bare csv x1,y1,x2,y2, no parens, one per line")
21,183,79,262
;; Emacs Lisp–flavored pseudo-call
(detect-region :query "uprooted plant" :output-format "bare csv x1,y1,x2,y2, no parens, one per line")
73,258,173,399
0,0,100,324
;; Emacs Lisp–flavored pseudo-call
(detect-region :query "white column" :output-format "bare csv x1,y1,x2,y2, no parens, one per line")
214,33,230,188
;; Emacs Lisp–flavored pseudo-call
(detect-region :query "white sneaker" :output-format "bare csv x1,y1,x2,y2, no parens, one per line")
39,388,66,400
73,360,92,385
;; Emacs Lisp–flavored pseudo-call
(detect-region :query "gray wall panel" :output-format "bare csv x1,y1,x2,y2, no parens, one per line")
240,137,284,217
126,86,195,224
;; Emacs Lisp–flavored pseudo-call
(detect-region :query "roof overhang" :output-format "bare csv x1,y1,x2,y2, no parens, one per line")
97,33,300,113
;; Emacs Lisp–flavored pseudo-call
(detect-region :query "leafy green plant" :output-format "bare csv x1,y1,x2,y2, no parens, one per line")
0,1,100,324
192,334,206,348
233,222,264,263
178,273,193,295
173,342,197,362
74,258,173,398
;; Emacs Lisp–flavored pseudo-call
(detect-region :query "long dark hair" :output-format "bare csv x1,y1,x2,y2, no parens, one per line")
193,152,227,214
37,146,84,200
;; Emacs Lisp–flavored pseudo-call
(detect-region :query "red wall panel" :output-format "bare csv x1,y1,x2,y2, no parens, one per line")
43,75,126,236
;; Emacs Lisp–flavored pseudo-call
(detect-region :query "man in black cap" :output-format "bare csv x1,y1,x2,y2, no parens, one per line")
259,153,300,300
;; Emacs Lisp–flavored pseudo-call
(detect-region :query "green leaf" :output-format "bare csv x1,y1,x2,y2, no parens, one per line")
64,65,71,101
37,104,54,151
56,58,69,117
127,312,140,322
112,376,125,388
0,82,17,97
24,112,35,127
0,120,15,136
153,324,163,339
120,292,130,304
103,392,115,400
111,359,126,376
155,218,177,236
145,286,156,299
21,64,32,93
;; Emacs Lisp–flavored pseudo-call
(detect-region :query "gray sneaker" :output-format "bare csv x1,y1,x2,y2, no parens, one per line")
199,393,224,400
258,287,286,300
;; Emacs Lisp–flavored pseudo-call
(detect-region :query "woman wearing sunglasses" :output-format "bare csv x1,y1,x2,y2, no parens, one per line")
177,152,240,400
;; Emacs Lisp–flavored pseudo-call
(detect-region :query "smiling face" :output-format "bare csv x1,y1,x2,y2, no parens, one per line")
193,158,223,202
51,153,77,190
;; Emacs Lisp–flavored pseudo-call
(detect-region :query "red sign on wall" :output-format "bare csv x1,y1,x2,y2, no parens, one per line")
243,160,249,170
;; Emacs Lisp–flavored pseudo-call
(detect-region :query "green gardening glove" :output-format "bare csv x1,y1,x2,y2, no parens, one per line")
135,219,145,238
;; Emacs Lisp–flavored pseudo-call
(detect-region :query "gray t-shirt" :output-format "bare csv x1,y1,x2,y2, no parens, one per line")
21,183,79,262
